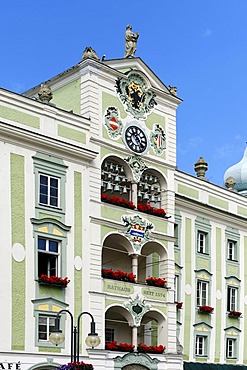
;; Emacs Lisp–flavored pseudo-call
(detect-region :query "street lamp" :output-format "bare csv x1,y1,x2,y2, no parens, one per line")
49,309,101,362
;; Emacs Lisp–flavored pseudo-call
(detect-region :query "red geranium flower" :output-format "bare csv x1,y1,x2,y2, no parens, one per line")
102,269,136,283
38,274,70,287
101,194,135,210
146,276,167,288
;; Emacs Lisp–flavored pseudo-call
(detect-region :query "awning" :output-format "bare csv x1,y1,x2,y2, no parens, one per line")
184,362,247,370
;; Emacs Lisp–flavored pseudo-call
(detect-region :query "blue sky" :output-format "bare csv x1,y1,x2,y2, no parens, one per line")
1,0,247,186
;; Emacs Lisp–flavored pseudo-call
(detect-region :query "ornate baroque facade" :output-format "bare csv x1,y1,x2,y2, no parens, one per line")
0,47,247,370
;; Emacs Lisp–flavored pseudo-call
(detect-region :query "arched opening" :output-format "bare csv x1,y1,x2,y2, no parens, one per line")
102,233,133,273
138,241,168,284
28,363,60,370
105,306,133,345
138,310,167,348
137,169,167,210
101,156,132,202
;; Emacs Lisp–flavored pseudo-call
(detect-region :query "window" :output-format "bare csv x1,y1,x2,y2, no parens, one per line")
197,232,207,253
195,335,207,356
226,338,236,358
39,174,59,207
105,328,115,343
197,280,208,306
174,224,179,247
38,315,55,341
174,275,179,302
38,237,59,277
227,240,237,261
195,217,211,256
227,286,237,311
33,297,68,348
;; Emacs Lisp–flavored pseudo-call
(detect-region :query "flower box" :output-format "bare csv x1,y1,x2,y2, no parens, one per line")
146,276,167,288
137,343,165,354
101,194,168,218
58,362,93,370
137,203,167,218
102,269,136,283
198,305,214,314
228,310,242,318
37,274,70,287
176,302,183,309
101,194,135,210
105,341,134,352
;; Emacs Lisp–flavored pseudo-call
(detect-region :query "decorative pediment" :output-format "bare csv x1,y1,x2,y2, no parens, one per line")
114,352,159,370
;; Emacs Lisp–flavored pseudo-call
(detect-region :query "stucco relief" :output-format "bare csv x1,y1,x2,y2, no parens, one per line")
114,352,158,370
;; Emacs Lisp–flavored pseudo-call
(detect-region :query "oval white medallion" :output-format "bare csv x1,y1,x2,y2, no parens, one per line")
12,243,26,262
185,284,192,295
74,256,83,270
216,290,222,300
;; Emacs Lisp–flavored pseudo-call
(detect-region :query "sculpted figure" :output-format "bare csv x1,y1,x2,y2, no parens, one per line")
38,83,53,103
125,25,139,58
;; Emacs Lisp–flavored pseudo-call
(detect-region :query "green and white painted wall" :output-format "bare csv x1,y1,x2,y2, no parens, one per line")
3,49,247,370
175,170,247,364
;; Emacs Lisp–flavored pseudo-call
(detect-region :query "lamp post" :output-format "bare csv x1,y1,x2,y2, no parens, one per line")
49,309,101,362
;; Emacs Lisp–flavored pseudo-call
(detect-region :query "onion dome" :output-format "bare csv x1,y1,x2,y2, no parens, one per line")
224,147,247,195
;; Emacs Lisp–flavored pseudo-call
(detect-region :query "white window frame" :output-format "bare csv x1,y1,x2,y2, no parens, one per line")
197,232,207,254
195,335,207,356
227,240,237,261
39,174,60,208
197,280,208,306
38,237,60,277
38,315,56,341
226,338,236,358
227,286,238,311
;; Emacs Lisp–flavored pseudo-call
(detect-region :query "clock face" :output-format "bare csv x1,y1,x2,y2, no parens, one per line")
124,125,148,154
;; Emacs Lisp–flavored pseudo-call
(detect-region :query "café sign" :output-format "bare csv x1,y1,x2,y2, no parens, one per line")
0,363,21,370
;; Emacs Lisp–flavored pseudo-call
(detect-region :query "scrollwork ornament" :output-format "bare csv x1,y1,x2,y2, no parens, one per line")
124,155,147,182
104,106,123,138
124,294,150,326
114,352,159,370
122,215,154,252
116,73,156,119
150,124,166,155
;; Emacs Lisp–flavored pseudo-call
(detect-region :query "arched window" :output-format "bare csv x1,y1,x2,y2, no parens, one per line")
137,171,162,209
101,157,131,201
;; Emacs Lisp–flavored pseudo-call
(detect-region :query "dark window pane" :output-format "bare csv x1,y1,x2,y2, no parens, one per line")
49,318,55,335
49,256,57,276
49,240,58,253
50,187,58,197
39,195,48,204
50,196,58,207
38,238,46,251
50,178,58,188
38,252,49,277
40,175,48,185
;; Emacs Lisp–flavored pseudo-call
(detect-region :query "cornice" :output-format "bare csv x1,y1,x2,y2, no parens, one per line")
0,121,98,164
175,194,247,227
30,217,71,231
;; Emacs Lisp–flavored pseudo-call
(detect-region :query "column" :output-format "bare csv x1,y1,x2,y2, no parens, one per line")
132,254,138,281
